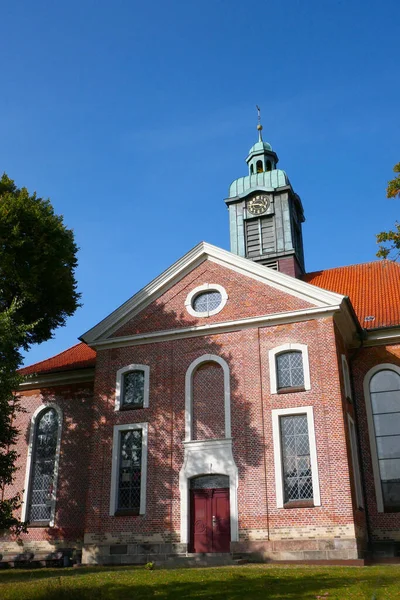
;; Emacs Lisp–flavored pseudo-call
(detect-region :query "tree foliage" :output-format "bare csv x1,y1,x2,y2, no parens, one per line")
386,162,400,199
376,163,400,259
0,173,80,533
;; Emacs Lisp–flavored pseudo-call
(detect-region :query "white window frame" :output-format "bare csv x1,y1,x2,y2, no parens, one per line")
347,414,364,509
269,343,311,394
341,355,352,401
364,363,400,513
21,403,63,526
184,354,231,441
272,406,321,508
115,364,150,411
109,422,148,516
185,283,228,318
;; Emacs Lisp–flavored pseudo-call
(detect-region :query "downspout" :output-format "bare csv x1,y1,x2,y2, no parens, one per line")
257,327,270,541
348,326,374,555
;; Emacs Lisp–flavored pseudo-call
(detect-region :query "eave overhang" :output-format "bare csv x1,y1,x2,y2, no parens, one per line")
19,367,95,390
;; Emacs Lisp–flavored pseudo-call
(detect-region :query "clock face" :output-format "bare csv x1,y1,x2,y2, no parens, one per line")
247,194,269,215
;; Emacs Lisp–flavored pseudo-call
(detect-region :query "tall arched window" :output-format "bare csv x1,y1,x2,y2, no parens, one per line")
22,405,62,525
256,160,263,173
366,367,400,511
185,354,231,441
266,159,272,171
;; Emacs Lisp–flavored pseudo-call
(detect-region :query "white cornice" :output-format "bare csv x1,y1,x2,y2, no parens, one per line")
90,305,343,350
363,327,400,347
19,368,95,390
80,242,345,345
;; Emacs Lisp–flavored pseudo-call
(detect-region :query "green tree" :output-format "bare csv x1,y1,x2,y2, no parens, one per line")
0,174,80,533
376,163,400,259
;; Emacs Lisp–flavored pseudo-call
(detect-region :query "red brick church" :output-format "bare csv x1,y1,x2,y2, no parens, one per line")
3,124,400,564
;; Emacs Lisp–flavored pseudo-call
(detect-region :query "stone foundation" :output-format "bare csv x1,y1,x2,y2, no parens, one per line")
83,542,188,565
0,539,83,564
82,527,363,564
231,538,360,561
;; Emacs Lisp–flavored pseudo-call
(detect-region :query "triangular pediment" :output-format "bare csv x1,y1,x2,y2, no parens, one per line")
80,242,345,346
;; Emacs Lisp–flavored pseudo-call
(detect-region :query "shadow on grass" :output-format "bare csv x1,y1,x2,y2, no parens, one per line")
1,566,400,600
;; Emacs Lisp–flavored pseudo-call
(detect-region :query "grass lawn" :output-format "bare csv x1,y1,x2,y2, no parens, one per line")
0,564,399,599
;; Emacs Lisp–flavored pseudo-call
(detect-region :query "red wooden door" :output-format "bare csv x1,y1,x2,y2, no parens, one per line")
190,488,230,553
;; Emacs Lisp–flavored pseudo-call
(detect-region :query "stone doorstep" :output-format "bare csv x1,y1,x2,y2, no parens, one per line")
232,538,358,554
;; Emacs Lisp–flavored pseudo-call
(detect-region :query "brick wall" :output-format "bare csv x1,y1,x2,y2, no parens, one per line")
5,262,383,563
0,381,94,554
352,344,400,543
84,314,358,559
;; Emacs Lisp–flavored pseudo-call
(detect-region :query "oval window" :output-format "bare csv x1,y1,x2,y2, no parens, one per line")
185,284,228,317
192,290,222,313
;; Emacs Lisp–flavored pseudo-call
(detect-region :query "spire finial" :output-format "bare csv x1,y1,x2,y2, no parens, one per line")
256,104,263,141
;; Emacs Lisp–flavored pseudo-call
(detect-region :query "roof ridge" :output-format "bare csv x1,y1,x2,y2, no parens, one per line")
305,260,399,277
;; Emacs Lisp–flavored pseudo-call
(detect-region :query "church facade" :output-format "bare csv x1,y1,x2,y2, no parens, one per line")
3,125,400,564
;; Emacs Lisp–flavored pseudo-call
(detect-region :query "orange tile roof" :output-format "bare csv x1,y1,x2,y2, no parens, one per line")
20,342,96,376
303,261,400,329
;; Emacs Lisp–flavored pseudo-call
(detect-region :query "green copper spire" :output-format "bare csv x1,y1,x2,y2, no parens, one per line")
246,105,276,173
225,109,305,276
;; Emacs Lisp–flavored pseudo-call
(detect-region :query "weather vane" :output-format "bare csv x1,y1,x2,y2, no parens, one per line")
256,104,263,139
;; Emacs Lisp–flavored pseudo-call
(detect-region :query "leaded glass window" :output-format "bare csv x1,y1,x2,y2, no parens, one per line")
190,475,229,489
28,408,59,523
276,351,304,390
122,370,145,408
280,414,313,503
117,429,142,512
370,369,400,510
192,291,222,314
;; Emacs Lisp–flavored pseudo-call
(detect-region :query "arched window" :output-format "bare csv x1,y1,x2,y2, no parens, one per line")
269,344,311,394
256,160,263,173
341,355,352,401
115,364,150,411
24,406,61,525
250,164,254,175
276,351,304,390
366,367,400,511
266,160,272,172
185,354,231,441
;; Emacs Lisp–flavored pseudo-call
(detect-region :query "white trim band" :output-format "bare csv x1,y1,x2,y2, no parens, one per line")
92,305,343,350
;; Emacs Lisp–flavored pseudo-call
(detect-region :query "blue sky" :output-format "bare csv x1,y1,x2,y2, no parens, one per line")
1,0,398,366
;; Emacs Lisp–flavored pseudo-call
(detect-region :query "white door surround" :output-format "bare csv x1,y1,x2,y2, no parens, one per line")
180,354,238,544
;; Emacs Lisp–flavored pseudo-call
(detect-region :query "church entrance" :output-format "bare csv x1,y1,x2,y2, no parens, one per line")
189,475,230,553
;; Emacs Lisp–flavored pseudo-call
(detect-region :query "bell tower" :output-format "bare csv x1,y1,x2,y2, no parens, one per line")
225,111,305,277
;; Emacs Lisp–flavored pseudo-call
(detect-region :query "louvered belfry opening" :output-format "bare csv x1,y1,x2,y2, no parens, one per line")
245,216,276,259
